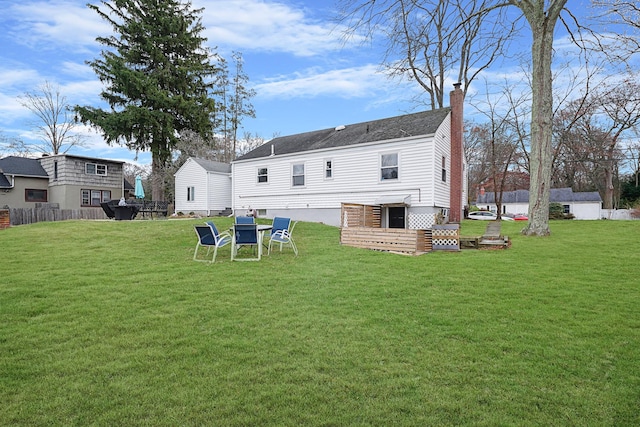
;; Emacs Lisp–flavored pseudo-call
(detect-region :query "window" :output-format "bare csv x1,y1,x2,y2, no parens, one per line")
292,163,305,186
187,186,195,201
325,160,333,179
381,153,398,180
563,205,570,214
257,167,268,183
441,156,447,182
54,161,58,180
81,189,111,207
86,163,107,176
25,189,47,202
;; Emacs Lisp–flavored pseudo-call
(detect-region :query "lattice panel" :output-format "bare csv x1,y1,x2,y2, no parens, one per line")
408,213,437,229
432,224,460,251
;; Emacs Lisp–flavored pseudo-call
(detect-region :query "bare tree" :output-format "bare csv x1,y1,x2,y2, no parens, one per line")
18,81,85,155
1,132,32,157
469,78,527,217
591,0,640,58
338,0,571,235
236,131,266,157
338,0,520,109
228,52,256,160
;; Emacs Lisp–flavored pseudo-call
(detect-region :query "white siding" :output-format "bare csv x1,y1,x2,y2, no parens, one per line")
175,159,208,214
207,172,231,211
175,158,231,215
482,201,601,220
233,128,451,219
572,202,601,220
431,116,452,208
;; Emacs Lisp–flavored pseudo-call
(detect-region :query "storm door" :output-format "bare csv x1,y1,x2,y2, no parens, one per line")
387,206,406,229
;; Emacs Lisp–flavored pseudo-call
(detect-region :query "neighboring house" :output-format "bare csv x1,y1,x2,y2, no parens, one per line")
0,154,127,211
232,85,467,227
475,187,603,220
0,156,49,208
174,157,231,216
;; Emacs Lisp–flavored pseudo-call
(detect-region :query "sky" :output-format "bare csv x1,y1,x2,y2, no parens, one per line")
0,0,628,169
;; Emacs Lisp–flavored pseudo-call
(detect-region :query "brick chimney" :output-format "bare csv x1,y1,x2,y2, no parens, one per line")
449,83,464,223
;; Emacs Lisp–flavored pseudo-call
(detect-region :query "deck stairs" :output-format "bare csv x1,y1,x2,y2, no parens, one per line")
478,221,510,249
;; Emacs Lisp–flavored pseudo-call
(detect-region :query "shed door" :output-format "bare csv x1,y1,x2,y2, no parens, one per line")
388,206,406,229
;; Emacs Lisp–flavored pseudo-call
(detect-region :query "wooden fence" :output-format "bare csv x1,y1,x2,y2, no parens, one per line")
6,206,107,226
340,226,432,255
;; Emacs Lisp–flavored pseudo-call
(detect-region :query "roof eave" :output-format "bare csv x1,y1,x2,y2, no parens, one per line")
232,133,435,164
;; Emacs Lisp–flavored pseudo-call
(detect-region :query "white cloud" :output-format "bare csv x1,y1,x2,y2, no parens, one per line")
196,0,357,56
255,64,403,99
5,1,109,51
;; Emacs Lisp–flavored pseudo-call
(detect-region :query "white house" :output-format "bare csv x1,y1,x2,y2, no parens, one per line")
231,85,467,227
174,157,231,216
475,188,603,220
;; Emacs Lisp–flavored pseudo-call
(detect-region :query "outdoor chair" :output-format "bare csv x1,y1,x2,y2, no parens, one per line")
232,223,261,261
235,216,255,224
268,217,298,256
193,223,231,263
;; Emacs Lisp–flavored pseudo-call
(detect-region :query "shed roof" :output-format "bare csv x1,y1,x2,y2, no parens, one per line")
476,187,602,204
235,108,451,161
191,158,231,173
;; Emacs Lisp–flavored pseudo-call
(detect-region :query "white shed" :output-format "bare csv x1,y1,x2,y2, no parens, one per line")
174,158,231,216
475,188,603,220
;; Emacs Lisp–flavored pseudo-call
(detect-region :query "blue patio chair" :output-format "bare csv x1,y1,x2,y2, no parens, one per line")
268,218,298,256
194,223,232,263
235,216,255,224
232,223,261,261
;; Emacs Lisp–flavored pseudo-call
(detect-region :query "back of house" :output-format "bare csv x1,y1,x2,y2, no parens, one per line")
232,95,466,227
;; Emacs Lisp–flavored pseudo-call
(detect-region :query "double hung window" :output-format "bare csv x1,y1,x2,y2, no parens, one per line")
381,153,398,180
292,163,305,186
257,167,268,183
325,160,333,179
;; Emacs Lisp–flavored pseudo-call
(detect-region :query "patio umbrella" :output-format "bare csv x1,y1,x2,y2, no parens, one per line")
134,175,145,199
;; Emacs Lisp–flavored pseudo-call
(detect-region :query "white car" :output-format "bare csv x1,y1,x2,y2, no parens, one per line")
467,211,514,221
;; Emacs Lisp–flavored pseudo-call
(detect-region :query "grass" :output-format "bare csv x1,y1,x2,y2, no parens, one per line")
1,218,639,426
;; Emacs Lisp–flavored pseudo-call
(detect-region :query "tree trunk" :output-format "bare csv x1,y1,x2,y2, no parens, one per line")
519,3,565,236
603,157,615,209
151,154,165,201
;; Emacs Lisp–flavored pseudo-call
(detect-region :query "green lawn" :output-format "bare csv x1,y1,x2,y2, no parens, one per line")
1,218,639,426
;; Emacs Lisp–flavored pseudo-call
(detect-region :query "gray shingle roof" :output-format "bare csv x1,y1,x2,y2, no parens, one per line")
476,187,602,204
235,108,451,161
0,173,11,188
192,158,231,173
0,156,48,177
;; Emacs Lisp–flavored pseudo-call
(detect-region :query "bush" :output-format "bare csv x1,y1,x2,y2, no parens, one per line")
549,202,574,220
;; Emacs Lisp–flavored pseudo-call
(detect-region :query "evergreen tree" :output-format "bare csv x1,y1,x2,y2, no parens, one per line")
75,0,223,200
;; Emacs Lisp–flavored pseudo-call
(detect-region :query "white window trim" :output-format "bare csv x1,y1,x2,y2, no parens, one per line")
380,151,399,182
86,162,108,176
291,162,306,187
257,166,268,184
324,158,333,180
